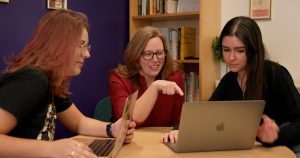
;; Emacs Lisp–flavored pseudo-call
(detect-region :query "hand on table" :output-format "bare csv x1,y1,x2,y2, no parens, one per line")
50,138,97,158
257,114,279,143
112,118,136,143
160,130,178,144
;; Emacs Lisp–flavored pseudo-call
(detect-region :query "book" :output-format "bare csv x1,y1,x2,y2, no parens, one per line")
141,0,147,15
177,0,199,13
179,26,196,60
170,30,178,60
138,0,142,16
184,72,199,102
158,27,177,59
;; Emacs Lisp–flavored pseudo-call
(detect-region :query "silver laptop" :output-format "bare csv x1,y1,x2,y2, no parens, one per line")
165,100,265,152
75,91,138,158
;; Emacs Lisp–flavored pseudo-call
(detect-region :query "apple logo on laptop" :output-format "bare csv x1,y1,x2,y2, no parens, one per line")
216,122,224,131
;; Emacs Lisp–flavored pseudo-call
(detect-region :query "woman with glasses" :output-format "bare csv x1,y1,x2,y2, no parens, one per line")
0,9,135,158
109,26,185,127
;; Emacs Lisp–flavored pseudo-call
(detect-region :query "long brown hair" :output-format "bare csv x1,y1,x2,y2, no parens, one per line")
114,26,175,89
220,16,266,99
4,9,89,98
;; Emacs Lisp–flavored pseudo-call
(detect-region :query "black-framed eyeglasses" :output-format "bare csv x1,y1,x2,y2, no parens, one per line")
142,50,167,60
79,42,91,53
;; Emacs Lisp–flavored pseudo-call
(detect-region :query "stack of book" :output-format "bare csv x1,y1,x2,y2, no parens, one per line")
184,72,199,102
158,26,197,60
138,0,199,16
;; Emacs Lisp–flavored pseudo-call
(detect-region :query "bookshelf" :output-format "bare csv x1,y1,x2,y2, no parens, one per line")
129,0,221,100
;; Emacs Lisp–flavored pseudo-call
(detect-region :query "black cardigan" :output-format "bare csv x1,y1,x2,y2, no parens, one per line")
210,60,300,148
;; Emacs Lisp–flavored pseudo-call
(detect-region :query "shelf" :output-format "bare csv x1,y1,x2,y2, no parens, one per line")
132,12,199,21
176,60,199,64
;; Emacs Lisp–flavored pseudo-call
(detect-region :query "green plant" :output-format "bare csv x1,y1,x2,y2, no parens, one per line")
212,36,223,62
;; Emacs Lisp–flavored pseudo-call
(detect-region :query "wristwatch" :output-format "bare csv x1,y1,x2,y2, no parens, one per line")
106,122,114,138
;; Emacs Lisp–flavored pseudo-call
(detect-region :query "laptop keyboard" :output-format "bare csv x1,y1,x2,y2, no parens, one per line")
89,139,116,157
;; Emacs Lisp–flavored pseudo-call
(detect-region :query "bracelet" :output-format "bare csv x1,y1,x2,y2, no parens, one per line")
106,122,114,138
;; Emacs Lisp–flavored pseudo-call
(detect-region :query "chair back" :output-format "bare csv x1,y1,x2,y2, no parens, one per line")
93,97,112,122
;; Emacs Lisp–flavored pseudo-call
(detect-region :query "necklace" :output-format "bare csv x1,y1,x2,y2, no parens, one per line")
237,74,247,99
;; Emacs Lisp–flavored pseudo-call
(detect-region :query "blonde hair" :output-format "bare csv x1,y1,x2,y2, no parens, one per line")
114,26,176,88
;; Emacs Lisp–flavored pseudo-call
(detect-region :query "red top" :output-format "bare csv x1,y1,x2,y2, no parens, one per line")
109,70,185,127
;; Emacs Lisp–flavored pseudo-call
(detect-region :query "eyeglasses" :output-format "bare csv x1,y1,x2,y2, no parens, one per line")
142,50,167,60
79,42,91,54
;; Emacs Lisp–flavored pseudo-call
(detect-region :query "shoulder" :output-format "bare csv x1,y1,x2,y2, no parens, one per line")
166,70,184,81
109,70,133,87
264,60,294,84
109,70,129,81
264,60,290,76
2,67,48,85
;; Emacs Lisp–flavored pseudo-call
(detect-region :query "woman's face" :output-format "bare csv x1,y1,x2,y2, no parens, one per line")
139,37,165,81
67,28,90,77
222,36,247,74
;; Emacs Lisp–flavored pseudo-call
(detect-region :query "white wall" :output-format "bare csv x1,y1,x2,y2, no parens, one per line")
221,0,300,85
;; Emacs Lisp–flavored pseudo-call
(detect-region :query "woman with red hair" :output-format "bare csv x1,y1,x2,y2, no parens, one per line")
0,9,135,158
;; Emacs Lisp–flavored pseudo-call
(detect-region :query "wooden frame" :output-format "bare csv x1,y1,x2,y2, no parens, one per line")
47,0,67,9
0,0,9,3
250,0,271,20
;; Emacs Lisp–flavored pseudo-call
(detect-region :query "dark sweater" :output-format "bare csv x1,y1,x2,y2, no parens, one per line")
210,60,300,148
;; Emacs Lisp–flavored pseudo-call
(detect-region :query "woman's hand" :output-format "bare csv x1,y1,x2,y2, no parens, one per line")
50,138,97,158
257,114,279,143
153,80,184,96
124,121,136,143
160,130,178,144
112,118,136,143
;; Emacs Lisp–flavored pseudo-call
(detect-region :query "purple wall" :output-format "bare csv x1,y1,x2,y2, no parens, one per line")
0,0,129,138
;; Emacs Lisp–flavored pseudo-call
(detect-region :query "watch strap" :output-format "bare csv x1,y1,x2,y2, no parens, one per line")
106,122,114,138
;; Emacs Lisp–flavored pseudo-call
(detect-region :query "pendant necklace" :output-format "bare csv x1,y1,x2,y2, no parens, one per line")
238,75,247,100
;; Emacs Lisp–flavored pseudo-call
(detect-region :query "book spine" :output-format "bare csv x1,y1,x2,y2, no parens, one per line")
138,0,142,16
142,0,147,16
149,0,154,15
171,30,178,60
177,27,181,60
179,27,185,60
146,0,150,15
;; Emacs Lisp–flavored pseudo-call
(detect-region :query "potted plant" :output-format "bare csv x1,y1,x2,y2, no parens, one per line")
212,36,228,86
212,36,223,62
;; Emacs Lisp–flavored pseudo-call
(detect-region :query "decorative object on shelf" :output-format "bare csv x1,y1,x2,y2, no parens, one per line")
177,0,199,13
166,0,178,13
250,0,271,20
212,36,223,62
47,0,67,9
0,0,9,3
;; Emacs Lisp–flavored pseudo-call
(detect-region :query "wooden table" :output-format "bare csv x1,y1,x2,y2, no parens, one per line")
75,127,296,158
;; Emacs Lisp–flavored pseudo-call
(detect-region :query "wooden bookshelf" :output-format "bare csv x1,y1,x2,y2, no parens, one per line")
132,12,199,21
176,59,199,64
129,0,221,100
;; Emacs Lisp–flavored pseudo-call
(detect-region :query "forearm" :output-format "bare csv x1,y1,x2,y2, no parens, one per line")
259,122,300,147
0,134,52,157
277,122,300,146
132,84,158,124
77,116,108,137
